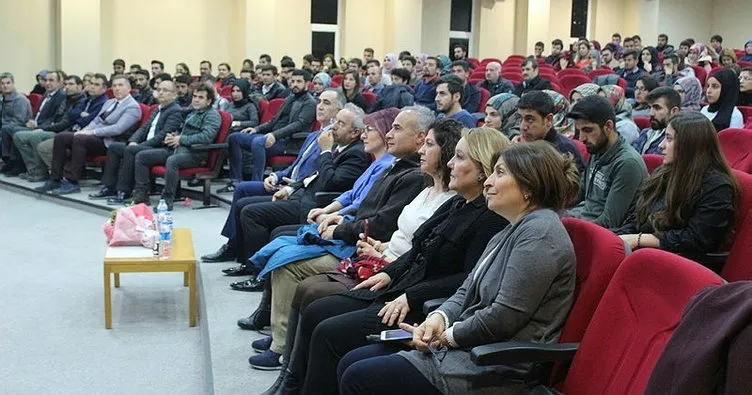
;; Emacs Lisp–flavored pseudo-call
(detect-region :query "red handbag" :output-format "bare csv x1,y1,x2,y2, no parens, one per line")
337,255,388,282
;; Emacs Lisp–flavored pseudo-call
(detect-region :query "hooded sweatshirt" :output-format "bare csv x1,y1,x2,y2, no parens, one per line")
0,90,32,130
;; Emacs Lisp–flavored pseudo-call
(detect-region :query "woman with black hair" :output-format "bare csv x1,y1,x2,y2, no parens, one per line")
632,75,659,117
639,46,664,80
701,68,744,131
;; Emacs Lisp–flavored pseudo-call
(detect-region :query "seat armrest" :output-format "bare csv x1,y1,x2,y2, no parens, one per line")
191,143,229,151
422,298,448,314
470,341,579,366
315,192,341,207
291,132,309,140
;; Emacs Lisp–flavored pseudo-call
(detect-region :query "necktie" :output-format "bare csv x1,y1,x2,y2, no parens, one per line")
146,109,161,140
291,139,317,181
100,101,119,121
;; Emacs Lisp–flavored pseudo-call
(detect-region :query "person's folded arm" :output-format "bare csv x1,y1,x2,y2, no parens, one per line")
592,158,646,229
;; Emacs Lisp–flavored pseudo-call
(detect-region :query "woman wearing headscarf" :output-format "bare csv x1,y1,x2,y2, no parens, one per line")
227,79,259,133
701,68,744,131
742,40,752,62
672,76,702,111
598,85,640,143
569,82,600,106
414,53,429,78
311,72,331,100
544,90,574,137
688,43,713,75
583,49,601,73
484,93,521,139
382,53,398,82
436,55,452,76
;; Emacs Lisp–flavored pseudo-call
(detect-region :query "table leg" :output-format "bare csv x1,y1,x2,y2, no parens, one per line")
104,266,112,329
183,272,188,287
189,265,197,327
114,273,120,288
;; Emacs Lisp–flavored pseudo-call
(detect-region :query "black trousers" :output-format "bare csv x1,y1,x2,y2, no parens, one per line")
133,148,201,200
234,198,303,264
50,132,106,181
101,142,153,193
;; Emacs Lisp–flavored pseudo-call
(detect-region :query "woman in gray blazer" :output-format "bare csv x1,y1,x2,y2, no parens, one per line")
337,141,581,395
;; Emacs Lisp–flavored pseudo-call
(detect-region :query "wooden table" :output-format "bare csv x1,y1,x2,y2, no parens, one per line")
103,227,197,329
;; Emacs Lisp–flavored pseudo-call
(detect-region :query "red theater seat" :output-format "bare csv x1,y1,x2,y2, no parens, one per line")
642,154,664,174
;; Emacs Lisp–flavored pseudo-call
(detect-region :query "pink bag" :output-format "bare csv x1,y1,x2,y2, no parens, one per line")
103,204,157,247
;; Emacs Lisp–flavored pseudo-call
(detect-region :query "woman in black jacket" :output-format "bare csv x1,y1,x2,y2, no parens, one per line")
615,111,739,273
266,128,510,395
338,69,368,112
217,79,259,193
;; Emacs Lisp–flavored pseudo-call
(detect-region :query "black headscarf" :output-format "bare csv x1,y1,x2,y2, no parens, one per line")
708,68,740,132
231,79,251,107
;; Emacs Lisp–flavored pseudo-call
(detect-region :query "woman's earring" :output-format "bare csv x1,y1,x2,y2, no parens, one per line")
523,194,530,201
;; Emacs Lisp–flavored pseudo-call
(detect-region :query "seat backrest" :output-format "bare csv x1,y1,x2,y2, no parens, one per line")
722,170,752,281
361,91,377,107
480,57,503,65
560,75,593,97
138,104,152,128
105,88,114,99
219,85,232,99
588,68,615,79
737,106,752,123
572,138,590,163
267,98,285,120
27,93,43,114
331,74,343,85
642,154,664,174
634,116,651,130
719,128,752,173
562,249,723,395
617,77,627,90
478,87,490,110
206,110,232,170
558,68,586,78
560,218,625,343
692,65,708,86
258,99,270,123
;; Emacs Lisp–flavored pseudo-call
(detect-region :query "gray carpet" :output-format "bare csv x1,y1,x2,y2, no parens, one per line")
0,182,276,395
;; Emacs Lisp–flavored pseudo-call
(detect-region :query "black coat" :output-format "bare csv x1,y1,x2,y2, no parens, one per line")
35,89,67,126
128,101,183,147
514,75,552,97
39,92,87,132
332,153,426,244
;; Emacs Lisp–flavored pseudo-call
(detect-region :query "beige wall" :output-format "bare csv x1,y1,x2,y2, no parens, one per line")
421,0,451,57
710,0,752,49
658,0,712,49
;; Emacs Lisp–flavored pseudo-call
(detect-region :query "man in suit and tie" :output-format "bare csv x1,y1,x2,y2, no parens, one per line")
1,70,66,176
202,88,347,263
88,80,184,204
36,75,142,195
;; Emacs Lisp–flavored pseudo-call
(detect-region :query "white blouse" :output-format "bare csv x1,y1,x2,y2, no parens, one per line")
700,105,744,129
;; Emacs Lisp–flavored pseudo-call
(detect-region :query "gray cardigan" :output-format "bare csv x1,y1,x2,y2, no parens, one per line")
400,209,576,395
0,91,32,131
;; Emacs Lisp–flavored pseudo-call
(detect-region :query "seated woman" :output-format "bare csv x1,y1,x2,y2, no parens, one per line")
226,80,259,133
311,72,331,100
598,85,640,143
701,68,744,131
639,46,664,81
249,118,465,371
544,90,574,136
687,43,713,75
720,48,738,69
338,69,368,112
569,82,599,106
632,75,659,117
321,53,340,76
615,111,738,273
574,40,592,70
336,141,581,395
483,93,521,139
269,128,511,394
673,76,702,111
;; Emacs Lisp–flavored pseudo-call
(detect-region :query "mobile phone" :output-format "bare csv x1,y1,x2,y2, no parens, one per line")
366,329,413,343
363,219,369,240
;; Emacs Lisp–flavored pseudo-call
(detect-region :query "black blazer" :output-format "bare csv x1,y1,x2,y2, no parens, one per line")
333,152,426,244
513,75,552,97
128,102,183,147
290,140,371,220
35,89,67,126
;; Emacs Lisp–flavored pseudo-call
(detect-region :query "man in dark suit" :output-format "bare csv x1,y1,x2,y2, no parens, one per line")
255,65,289,101
202,89,348,263
514,58,552,96
88,80,184,204
2,70,66,176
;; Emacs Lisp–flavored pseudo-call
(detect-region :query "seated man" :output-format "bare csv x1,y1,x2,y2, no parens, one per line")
199,60,216,84
546,39,564,65
34,73,109,172
632,87,681,154
516,91,585,171
567,95,648,228
370,68,415,112
202,89,347,263
450,60,480,113
36,75,142,195
255,65,289,101
601,44,620,69
400,56,420,85
476,61,514,97
227,69,316,182
174,74,193,108
212,104,370,271
132,69,156,106
435,75,476,128
514,58,551,96
361,64,386,95
13,74,89,182
413,56,440,110
88,80,183,204
130,83,221,209
615,50,645,99
0,72,32,173
2,70,65,176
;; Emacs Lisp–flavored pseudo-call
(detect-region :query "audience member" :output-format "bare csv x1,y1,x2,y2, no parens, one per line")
202,90,349,264
739,67,752,106
622,36,636,54
400,56,419,85
215,63,237,89
742,40,752,62
381,53,397,83
362,64,386,95
1,70,65,176
570,82,599,106
476,61,514,97
435,75,476,128
632,75,659,117
545,90,575,136
88,80,183,203
322,54,339,75
132,70,155,106
13,75,89,182
238,68,253,85
335,141,580,395
615,50,644,99
174,74,193,108
709,34,724,60
639,46,663,80
149,60,164,87
130,83,220,209
226,80,260,134
311,72,331,100
687,43,713,74
371,68,414,112
661,53,683,87
575,40,592,70
199,60,215,83
601,45,620,69
701,68,744,131
514,58,551,96
279,59,296,87
633,35,643,51
413,56,440,110
534,41,545,58
36,76,141,195
568,95,647,228
175,62,191,77
111,59,125,81
598,85,640,144
545,39,564,65
310,58,322,74
516,91,584,170
337,69,368,111
720,48,738,69
673,76,703,111
258,54,272,66
616,111,737,273
30,70,47,95
0,72,32,173
632,87,682,154
656,33,674,56
450,60,480,113
256,65,289,101
484,93,521,139
362,48,374,63
452,43,468,61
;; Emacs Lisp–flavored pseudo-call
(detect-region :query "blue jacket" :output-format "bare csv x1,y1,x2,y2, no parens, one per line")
252,224,356,279
75,93,108,129
336,153,395,215
273,127,326,182
414,75,438,111
632,127,665,155
616,67,645,99
371,84,415,112
441,110,477,128
461,83,481,113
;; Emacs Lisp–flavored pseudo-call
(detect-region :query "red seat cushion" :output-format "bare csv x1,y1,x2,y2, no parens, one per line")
719,129,752,173
642,154,664,174
150,165,211,177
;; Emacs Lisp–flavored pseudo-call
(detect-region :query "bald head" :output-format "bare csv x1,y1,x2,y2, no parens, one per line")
156,80,177,106
485,61,501,83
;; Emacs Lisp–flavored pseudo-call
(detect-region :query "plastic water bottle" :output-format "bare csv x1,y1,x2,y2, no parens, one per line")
156,199,172,259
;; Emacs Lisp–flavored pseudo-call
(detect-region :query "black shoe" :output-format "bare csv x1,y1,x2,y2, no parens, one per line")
106,191,131,205
130,190,151,206
89,186,117,199
222,264,252,276
202,243,236,263
237,312,271,330
230,277,265,292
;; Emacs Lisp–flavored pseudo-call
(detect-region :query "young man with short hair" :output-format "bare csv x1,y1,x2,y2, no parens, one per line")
450,60,480,113
601,44,620,69
132,69,155,105
435,75,476,128
0,72,32,174
199,60,215,83
534,41,545,58
546,39,564,64
256,65,289,101
514,58,551,96
362,48,374,62
632,87,682,154
656,33,674,55
616,50,645,99
414,56,440,110
452,44,467,61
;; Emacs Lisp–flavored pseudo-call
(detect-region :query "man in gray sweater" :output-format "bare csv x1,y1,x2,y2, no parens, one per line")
0,72,32,174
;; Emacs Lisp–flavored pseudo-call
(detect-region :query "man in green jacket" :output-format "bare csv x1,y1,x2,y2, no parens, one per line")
567,95,647,229
131,83,221,209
